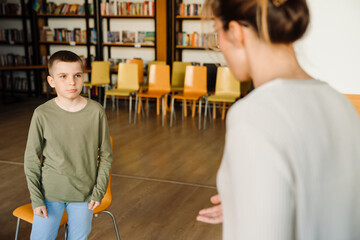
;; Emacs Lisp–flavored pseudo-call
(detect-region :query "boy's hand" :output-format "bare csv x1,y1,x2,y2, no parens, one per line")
196,194,223,224
88,200,100,211
33,206,48,219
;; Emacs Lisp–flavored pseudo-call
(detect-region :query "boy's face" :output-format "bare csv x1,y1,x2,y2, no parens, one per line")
47,61,84,101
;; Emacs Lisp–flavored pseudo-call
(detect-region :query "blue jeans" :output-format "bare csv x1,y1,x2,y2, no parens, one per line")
31,200,93,240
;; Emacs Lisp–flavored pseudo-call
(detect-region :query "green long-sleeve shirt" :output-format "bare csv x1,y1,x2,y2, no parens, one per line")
24,98,113,209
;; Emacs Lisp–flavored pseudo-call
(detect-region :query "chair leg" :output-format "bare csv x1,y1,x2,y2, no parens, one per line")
15,218,21,240
162,96,165,127
203,100,208,130
213,103,216,119
129,95,132,124
88,87,91,99
170,97,175,127
156,99,160,115
192,100,196,118
134,95,138,124
64,223,68,240
103,94,107,109
146,99,150,118
222,102,226,120
184,100,187,118
101,211,121,240
198,99,202,130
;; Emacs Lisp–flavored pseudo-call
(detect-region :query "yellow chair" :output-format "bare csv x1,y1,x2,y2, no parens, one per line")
171,61,192,92
203,67,240,129
170,66,207,129
126,58,145,89
84,61,111,99
13,137,120,240
134,64,171,127
104,63,139,123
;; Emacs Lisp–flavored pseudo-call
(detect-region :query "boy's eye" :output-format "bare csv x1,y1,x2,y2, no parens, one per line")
75,74,82,78
60,75,66,78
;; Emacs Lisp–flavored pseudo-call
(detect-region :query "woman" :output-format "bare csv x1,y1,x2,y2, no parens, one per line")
197,0,360,239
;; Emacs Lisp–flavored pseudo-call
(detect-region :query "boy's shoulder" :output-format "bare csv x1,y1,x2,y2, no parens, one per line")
86,99,106,114
34,98,56,115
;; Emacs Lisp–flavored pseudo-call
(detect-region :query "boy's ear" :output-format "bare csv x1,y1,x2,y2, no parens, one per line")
47,75,55,88
227,21,245,48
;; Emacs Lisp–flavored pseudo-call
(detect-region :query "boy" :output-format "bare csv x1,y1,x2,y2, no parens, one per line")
24,50,112,240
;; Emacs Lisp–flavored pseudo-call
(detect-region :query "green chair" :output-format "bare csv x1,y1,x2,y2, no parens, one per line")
171,61,191,92
203,67,240,129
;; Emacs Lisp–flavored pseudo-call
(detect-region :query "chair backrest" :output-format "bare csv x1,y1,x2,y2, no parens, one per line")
116,63,139,91
183,65,207,95
93,136,113,214
148,64,171,92
126,58,144,85
147,60,166,77
91,61,111,85
171,61,192,88
215,67,240,98
203,63,219,92
345,94,360,115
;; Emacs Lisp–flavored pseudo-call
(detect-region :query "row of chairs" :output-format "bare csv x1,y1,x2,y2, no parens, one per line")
85,60,241,129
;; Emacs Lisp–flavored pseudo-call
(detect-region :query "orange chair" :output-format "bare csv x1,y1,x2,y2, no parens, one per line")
170,66,207,129
134,64,171,127
345,94,360,115
13,137,120,240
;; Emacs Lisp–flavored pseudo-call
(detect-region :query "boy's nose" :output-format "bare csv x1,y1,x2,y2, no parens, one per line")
67,77,75,85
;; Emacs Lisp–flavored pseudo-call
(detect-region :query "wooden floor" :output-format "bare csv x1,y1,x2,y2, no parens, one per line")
0,97,225,240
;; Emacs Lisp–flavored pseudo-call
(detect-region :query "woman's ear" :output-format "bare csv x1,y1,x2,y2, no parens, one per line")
47,75,55,88
227,21,245,48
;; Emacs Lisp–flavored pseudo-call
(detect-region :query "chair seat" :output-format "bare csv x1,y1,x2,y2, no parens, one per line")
13,203,68,225
171,86,184,91
84,82,109,87
105,89,138,96
137,90,170,98
173,93,206,100
207,94,239,102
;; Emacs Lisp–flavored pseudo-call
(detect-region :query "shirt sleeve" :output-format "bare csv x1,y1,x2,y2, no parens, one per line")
225,122,295,240
24,110,45,209
90,111,113,202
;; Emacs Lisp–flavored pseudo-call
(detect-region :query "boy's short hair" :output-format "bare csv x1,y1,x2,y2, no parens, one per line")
48,50,83,75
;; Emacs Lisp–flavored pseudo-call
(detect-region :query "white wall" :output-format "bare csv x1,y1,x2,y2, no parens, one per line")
295,0,360,94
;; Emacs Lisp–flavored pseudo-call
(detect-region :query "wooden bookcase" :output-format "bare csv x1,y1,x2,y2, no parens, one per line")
172,0,221,64
0,0,47,103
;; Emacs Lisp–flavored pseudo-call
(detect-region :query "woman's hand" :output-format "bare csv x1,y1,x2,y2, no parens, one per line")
88,200,100,211
33,206,48,219
196,194,223,224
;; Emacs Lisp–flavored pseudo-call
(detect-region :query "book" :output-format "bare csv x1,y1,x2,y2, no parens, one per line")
144,31,155,45
122,31,135,43
138,31,145,43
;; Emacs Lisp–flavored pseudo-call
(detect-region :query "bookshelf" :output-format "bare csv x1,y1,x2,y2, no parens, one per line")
173,0,223,65
0,0,45,103
99,0,157,80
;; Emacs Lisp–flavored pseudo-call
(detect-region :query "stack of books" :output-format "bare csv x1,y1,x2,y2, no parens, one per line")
177,32,218,48
0,2,21,15
101,1,155,16
177,3,202,16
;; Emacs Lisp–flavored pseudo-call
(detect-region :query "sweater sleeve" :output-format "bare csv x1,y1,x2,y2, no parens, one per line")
24,110,45,209
90,111,113,202
225,122,295,240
